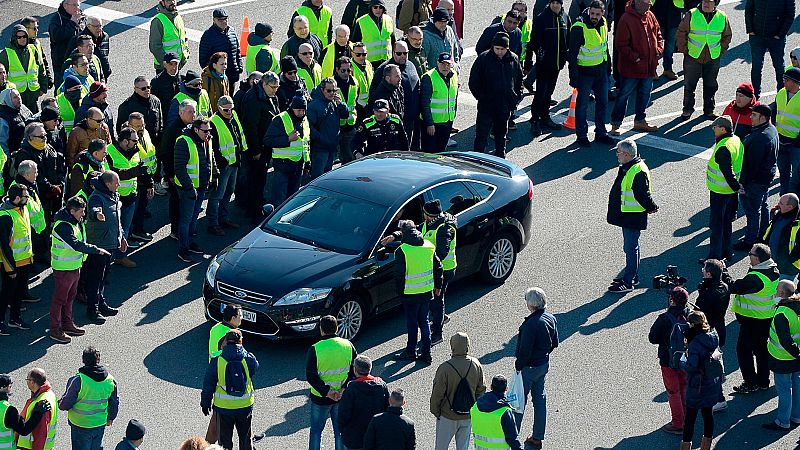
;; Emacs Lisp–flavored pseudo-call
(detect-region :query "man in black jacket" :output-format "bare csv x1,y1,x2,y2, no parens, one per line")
117,76,163,147
371,42,420,148
338,355,389,449
198,8,243,87
528,0,570,136
281,15,324,62
746,0,795,98
760,193,800,278
469,32,522,158
764,280,800,431
369,65,405,122
150,53,181,127
67,17,111,82
697,259,731,348
48,0,83,90
606,139,658,292
159,98,195,237
363,389,416,450
735,104,778,250
476,10,523,57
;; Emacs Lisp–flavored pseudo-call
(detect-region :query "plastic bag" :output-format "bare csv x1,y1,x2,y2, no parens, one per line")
507,370,525,412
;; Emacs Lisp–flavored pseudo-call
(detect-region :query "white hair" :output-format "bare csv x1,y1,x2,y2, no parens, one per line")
525,287,547,311
17,160,37,176
335,24,350,35
616,138,638,157
178,98,197,113
293,15,309,26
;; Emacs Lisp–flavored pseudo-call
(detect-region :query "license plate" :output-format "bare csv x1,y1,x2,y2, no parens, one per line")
219,303,257,323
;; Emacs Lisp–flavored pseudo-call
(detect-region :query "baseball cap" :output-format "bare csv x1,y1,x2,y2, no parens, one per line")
437,52,453,63
373,99,389,111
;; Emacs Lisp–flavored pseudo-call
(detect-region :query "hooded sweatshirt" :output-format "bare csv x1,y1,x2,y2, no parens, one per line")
0,88,32,154
59,364,120,424
201,343,260,414
430,332,487,420
474,390,523,449
338,375,389,448
729,259,781,299
0,25,48,94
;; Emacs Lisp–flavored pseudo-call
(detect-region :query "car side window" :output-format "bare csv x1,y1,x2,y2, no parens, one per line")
464,181,495,203
426,182,476,216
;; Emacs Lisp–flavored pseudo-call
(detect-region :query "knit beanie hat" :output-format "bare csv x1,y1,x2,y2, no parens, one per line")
63,75,82,91
255,23,273,38
290,95,307,109
40,106,60,122
280,56,298,73
432,8,449,22
492,32,510,49
735,82,754,98
125,419,145,441
785,67,800,85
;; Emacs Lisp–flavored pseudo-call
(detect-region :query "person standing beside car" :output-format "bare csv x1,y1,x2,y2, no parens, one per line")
205,303,243,445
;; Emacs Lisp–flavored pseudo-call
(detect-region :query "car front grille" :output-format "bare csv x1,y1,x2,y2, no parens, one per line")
217,281,272,304
207,299,280,336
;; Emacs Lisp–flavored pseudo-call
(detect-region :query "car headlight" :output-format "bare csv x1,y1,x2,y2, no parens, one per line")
273,288,332,306
206,258,220,287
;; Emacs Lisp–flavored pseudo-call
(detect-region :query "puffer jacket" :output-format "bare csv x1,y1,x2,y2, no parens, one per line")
65,119,112,167
681,328,722,409
745,0,794,38
306,86,349,152
430,333,487,420
740,120,778,187
768,299,800,374
421,19,460,70
75,95,115,140
0,100,31,154
84,176,122,250
198,24,242,82
338,375,389,449
246,34,279,74
723,88,759,139
614,2,663,79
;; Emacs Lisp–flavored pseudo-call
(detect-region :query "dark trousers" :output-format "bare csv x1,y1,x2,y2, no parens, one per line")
217,410,253,450
707,192,737,259
777,144,800,195
421,122,452,153
167,181,180,235
683,57,721,116
271,159,303,206
338,128,356,164
1,264,30,323
739,183,770,244
131,187,151,233
310,150,336,180
682,407,713,441
243,157,267,218
611,76,653,124
430,269,454,336
661,27,678,72
50,268,80,331
404,299,432,357
736,314,772,387
410,118,422,152
532,67,560,122
474,107,510,157
83,252,112,313
749,35,786,97
575,71,609,139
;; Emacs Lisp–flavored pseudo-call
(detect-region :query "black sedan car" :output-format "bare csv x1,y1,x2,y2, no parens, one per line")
203,151,533,340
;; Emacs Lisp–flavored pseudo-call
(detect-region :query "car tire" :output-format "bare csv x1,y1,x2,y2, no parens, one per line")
480,232,518,284
334,295,366,340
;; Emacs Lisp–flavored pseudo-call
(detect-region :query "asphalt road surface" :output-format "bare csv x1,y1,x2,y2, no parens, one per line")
1,0,800,448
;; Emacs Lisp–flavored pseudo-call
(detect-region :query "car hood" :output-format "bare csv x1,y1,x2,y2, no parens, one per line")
216,228,360,298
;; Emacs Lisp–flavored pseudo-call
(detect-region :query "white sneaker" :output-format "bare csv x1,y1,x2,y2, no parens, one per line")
712,400,728,412
447,138,457,147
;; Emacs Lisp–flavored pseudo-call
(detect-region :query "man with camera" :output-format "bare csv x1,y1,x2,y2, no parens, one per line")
606,138,658,293
730,243,780,394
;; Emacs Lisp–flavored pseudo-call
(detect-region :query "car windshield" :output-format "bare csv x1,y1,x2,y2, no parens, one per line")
263,186,388,254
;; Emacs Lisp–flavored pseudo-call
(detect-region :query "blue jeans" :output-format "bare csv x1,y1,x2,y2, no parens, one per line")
404,300,431,356
774,371,800,427
430,270,454,336
749,35,786,97
310,150,336,180
206,165,238,226
708,192,737,259
177,188,205,253
309,402,343,450
271,159,303,206
740,183,769,244
777,145,800,195
71,424,105,450
513,361,549,441
574,71,609,139
115,198,136,258
662,27,678,71
621,228,641,285
611,76,653,125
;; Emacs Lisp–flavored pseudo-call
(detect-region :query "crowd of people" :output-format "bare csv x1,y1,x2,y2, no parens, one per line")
0,0,798,447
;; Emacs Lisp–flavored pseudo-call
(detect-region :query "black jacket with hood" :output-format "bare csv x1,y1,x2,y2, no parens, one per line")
47,3,81,86
338,375,389,448
393,226,443,299
201,343,260,414
474,391,523,450
363,405,415,450
469,47,523,114
59,364,120,423
606,157,658,231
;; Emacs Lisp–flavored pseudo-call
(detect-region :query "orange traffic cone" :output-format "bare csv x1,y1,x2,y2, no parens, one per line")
239,16,250,57
563,88,577,130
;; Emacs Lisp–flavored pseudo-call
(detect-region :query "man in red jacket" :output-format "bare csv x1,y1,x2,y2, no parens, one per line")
17,368,57,450
609,0,663,135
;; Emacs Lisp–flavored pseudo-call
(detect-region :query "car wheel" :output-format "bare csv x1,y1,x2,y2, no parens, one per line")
480,232,518,284
335,296,365,340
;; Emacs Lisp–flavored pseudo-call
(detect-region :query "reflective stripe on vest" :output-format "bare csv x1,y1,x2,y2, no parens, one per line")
298,64,322,92
687,8,726,60
0,400,14,450
106,143,141,197
338,85,358,126
153,13,189,64
732,270,779,319
424,68,458,123
174,91,211,118
706,136,742,194
620,161,651,213
356,14,394,62
470,403,511,449
173,135,200,188
9,185,47,235
0,149,5,197
0,205,33,262
310,337,353,398
776,88,800,139
56,93,78,134
50,220,87,271
17,390,58,450
210,112,247,164
422,220,457,271
352,62,374,106
791,222,800,270
768,305,800,361
67,373,115,428
297,5,333,47
400,241,436,294
214,356,255,409
271,112,310,162
5,46,40,93
137,129,158,175
245,44,280,74
572,20,607,66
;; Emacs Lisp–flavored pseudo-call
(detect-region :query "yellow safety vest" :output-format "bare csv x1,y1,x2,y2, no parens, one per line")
653,0,685,8
136,129,158,175
8,181,44,234
106,143,140,197
768,305,800,361
0,400,14,450
310,337,353,398
0,148,6,197
298,63,323,91
338,85,358,126
50,219,87,271
56,93,80,134
321,42,353,78
572,20,608,66
422,220,457,271
732,270,779,319
208,322,232,361
173,135,209,188
470,403,510,449
686,8,726,60
245,44,280,74
16,389,58,450
356,14,394,63
271,112,311,162
423,68,457,124
296,5,334,47
776,88,800,139
213,354,255,409
4,45,39,93
352,61,374,107
67,373,115,429
210,112,247,165
706,136,742,194
620,161,651,213
399,241,436,295
174,91,211,118
153,12,189,65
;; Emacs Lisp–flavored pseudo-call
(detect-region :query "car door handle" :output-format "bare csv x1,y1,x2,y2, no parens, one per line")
477,218,489,228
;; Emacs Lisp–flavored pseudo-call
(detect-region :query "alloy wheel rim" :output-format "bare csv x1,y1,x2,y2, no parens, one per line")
488,238,514,279
337,301,363,340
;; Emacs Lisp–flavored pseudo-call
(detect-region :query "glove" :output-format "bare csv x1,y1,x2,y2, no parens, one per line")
202,406,210,416
33,400,51,414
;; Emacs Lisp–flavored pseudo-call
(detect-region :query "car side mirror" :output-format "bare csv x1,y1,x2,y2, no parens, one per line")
262,203,275,217
376,247,389,260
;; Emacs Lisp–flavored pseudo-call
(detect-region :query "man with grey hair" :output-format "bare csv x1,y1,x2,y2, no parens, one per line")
320,24,353,78
338,354,389,450
207,95,245,236
606,138,658,292
159,98,196,237
761,193,800,279
514,287,558,449
282,15,324,63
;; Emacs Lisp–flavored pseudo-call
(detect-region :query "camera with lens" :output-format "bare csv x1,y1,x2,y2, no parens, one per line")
652,265,687,289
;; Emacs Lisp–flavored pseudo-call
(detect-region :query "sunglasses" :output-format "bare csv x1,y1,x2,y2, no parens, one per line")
136,85,151,91
198,128,211,134
220,107,233,112
354,52,367,57
394,51,408,55
30,134,47,140
324,89,337,93
15,35,27,39
89,117,103,123
285,70,297,75
299,52,313,56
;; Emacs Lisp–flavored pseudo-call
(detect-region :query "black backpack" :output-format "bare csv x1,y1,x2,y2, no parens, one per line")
667,306,693,370
223,359,249,397
446,361,475,414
